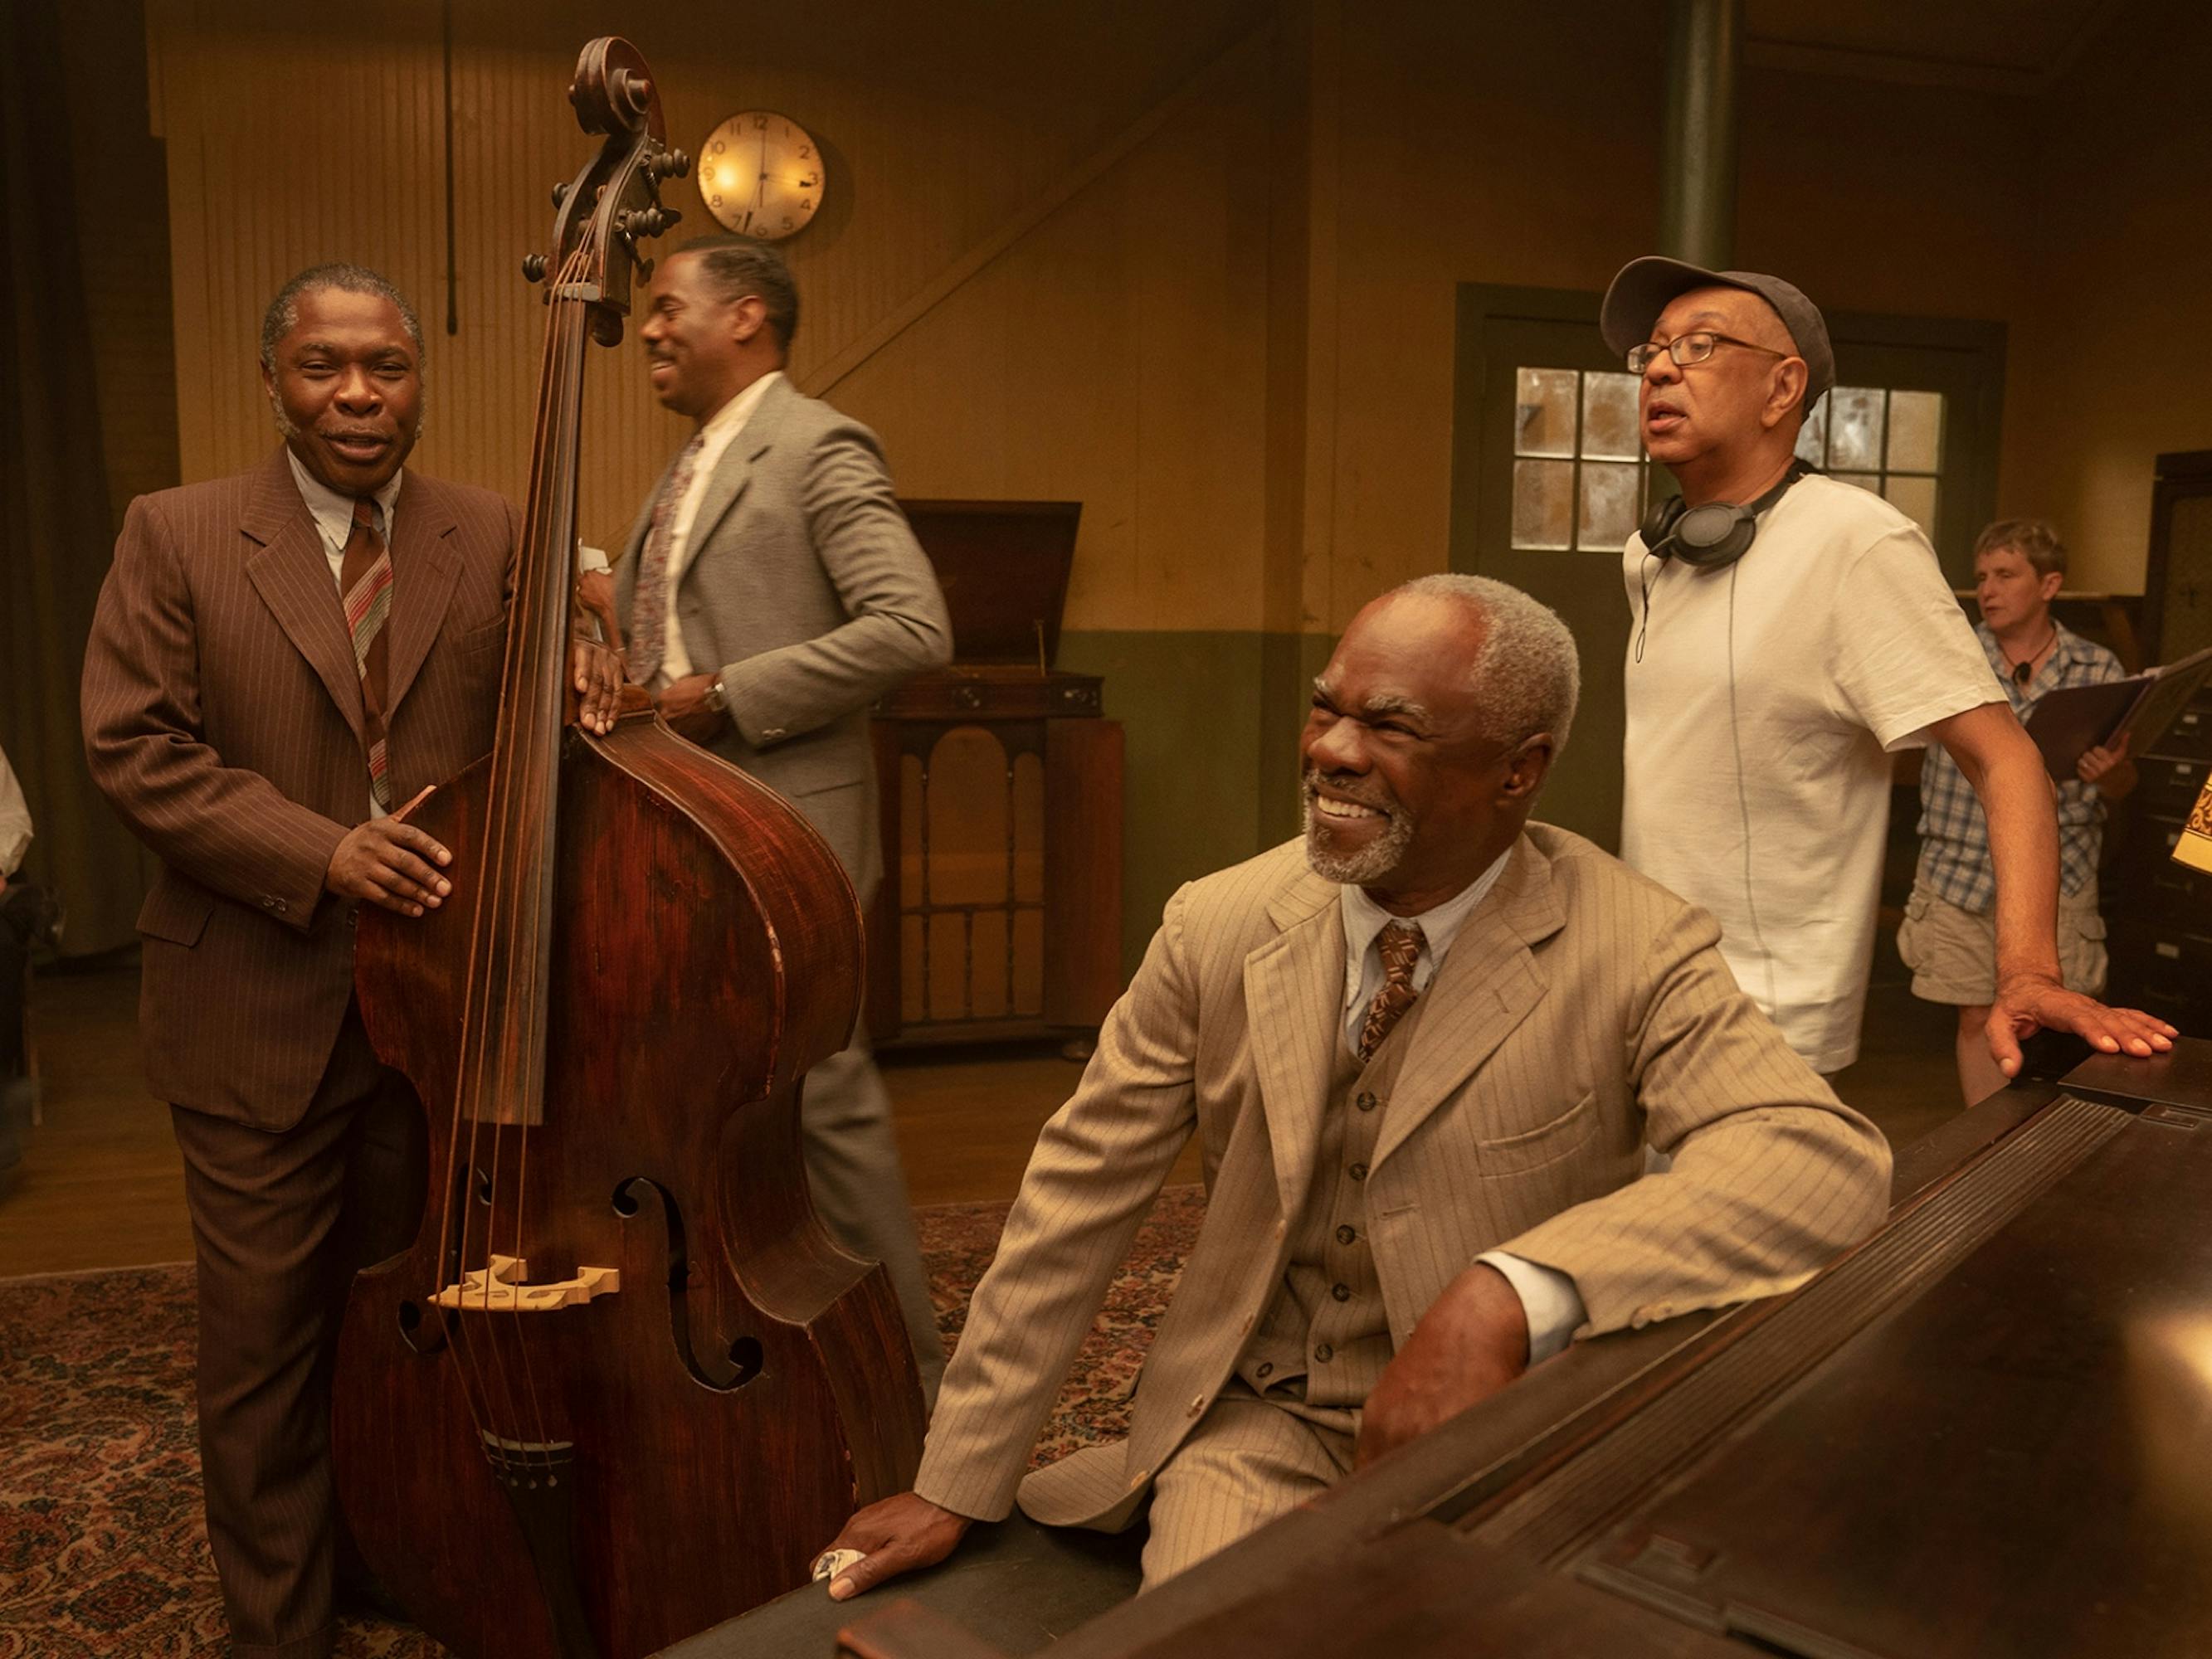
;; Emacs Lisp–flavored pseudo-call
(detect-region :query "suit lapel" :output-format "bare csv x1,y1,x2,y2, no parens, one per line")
678,374,790,573
381,472,460,714
1370,836,1568,1173
1241,868,1346,1223
241,449,366,742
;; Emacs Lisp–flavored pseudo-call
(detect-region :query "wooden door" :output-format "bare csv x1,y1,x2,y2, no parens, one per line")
2146,450,2212,664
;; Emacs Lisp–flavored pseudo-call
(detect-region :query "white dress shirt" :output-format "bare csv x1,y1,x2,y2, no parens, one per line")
648,368,782,688
1335,854,1587,1364
286,450,404,820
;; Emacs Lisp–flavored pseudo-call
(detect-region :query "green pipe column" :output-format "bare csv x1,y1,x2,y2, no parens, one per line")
1659,0,1742,267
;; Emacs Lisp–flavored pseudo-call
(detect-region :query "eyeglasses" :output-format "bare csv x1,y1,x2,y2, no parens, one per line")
1625,332,1790,376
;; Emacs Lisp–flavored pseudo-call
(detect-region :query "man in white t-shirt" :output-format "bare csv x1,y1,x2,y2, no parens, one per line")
1603,256,2172,1079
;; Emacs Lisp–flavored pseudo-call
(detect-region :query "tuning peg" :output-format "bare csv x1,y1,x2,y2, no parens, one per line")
552,182,568,208
522,253,548,283
649,147,691,182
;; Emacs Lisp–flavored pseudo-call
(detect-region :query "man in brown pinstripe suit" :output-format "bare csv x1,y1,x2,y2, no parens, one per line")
825,574,1893,1598
80,265,619,1659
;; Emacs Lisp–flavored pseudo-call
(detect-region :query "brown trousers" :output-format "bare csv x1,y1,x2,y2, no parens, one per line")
171,1005,425,1659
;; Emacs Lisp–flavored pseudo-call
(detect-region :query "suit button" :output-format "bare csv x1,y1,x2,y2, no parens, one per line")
1255,1361,1274,1379
763,727,786,741
1186,1394,1206,1418
1336,1224,1357,1246
1314,1343,1334,1363
1348,1162,1368,1180
1355,1092,1376,1112
1129,1468,1151,1490
1331,1282,1352,1302
347,911,358,929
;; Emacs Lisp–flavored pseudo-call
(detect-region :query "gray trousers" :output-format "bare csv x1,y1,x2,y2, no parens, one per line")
799,1038,946,1406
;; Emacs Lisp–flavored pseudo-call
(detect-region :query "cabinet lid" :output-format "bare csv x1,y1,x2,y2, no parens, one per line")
899,499,1083,664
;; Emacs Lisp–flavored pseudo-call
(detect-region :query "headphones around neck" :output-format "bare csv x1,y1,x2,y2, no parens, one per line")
1639,459,1814,571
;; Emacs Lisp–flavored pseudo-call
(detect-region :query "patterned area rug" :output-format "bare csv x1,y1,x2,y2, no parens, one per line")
0,1186,1203,1657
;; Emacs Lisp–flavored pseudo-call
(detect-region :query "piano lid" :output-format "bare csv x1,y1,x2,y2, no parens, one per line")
899,499,1083,666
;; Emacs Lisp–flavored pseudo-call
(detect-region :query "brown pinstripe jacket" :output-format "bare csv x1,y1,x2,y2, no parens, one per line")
81,447,515,1130
912,827,1893,1530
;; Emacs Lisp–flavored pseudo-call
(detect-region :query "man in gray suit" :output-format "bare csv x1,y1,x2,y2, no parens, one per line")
611,236,953,1400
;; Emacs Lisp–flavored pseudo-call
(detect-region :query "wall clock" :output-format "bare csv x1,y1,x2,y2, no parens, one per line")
698,110,824,241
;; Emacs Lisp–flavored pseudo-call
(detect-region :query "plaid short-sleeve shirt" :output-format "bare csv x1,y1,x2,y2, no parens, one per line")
1914,620,2124,913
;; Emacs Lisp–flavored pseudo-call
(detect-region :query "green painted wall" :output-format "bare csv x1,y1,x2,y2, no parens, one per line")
1058,630,1333,978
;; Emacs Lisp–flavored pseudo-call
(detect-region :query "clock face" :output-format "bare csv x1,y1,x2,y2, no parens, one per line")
699,111,824,241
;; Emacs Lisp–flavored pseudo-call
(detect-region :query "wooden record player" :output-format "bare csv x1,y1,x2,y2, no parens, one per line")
868,500,1123,1049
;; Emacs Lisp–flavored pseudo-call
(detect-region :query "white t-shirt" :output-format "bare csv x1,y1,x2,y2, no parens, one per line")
1620,473,2003,1073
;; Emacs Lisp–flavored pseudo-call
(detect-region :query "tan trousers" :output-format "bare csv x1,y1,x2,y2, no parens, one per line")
1139,1389,1358,1587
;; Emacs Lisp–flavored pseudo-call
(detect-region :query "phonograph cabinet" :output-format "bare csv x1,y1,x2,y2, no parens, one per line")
868,501,1123,1048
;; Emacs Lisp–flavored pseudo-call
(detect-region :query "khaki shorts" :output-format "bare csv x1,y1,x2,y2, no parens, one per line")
1897,880,2108,1005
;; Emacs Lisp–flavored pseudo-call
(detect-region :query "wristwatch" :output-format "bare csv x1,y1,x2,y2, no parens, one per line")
702,674,728,715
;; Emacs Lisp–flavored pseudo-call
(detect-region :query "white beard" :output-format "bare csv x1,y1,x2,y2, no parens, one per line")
1301,787,1413,885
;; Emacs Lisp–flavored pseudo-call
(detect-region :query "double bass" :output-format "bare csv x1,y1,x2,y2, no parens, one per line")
332,38,925,1657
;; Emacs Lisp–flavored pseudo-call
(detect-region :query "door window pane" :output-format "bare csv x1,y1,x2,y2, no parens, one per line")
1581,373,1641,461
1515,369,1577,457
1887,390,1943,474
1827,387,1886,471
1885,474,1938,539
1576,462,1640,551
1833,471,1881,494
1513,459,1574,549
1795,397,1830,467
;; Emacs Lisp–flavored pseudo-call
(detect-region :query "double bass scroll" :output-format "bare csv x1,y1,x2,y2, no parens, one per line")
331,36,927,1659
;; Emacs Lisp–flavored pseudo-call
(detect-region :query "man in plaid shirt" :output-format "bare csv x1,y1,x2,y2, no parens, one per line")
1903,519,2138,1105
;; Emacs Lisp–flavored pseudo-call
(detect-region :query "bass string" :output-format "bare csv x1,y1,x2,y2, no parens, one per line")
445,241,594,1477
499,244,602,1477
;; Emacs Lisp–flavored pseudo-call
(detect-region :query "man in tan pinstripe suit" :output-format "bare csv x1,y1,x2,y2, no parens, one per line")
824,574,1892,1597
81,265,618,1659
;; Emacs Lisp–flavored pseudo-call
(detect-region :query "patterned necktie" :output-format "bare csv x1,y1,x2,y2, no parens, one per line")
339,497,394,811
626,431,708,685
1358,920,1426,1059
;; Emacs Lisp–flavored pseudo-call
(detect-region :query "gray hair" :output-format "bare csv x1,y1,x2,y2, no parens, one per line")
1392,573,1581,753
259,263,425,372
678,234,800,353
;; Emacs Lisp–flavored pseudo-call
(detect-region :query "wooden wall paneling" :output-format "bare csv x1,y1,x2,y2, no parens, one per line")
149,0,1275,573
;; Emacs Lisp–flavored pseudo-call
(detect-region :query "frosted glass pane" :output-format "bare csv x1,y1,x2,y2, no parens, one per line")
1577,462,1641,551
1833,471,1881,494
1581,372,1641,460
1795,397,1829,466
1828,387,1885,471
1516,368,1577,458
1885,474,1938,539
1887,390,1943,474
1513,459,1573,549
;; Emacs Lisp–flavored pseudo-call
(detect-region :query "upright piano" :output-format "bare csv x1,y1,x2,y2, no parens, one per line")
685,1039,2212,1659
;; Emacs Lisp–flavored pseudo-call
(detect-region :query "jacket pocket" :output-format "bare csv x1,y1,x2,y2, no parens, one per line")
138,880,217,947
1475,1089,1598,1178
452,615,507,655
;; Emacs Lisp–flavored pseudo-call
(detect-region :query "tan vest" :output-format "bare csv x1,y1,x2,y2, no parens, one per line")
1233,991,1433,1407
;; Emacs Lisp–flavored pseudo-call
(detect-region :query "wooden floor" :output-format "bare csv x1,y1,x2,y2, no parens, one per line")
0,953,1956,1280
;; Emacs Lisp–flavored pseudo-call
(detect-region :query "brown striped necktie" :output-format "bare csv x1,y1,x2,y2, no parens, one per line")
339,497,394,811
1358,921,1425,1059
626,431,708,685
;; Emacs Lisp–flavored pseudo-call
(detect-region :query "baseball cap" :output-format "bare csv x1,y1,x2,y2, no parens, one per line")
1599,256,1834,408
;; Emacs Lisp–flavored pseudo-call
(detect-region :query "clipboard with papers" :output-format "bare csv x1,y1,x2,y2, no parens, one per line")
2024,643,2212,783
